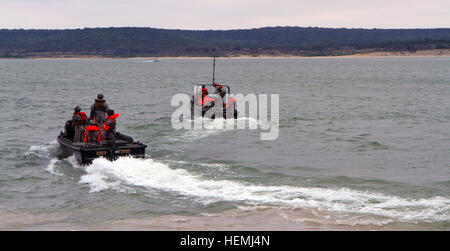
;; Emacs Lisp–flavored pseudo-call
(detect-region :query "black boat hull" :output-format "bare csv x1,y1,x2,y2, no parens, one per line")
56,132,147,165
191,106,238,119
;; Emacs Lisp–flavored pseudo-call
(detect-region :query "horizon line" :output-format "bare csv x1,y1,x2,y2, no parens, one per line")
1,25,450,31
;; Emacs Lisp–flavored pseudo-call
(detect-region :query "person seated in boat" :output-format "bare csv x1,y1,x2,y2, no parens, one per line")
213,83,220,93
213,83,226,98
103,109,119,142
89,94,109,125
213,84,227,108
72,106,87,142
217,85,226,99
84,120,101,145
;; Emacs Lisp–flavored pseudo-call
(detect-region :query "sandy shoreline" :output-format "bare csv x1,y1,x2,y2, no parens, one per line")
0,206,438,231
2,49,449,60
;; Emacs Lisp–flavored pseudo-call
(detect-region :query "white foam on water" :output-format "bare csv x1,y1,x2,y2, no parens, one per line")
46,158,63,176
175,117,234,141
181,128,225,141
165,160,230,171
66,155,84,170
79,157,450,223
79,168,122,193
26,140,58,158
173,116,261,141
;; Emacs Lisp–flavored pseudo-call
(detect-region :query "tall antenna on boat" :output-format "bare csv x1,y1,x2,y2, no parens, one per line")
212,57,216,85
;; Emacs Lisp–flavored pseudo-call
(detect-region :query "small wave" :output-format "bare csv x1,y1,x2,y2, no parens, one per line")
172,116,261,141
78,157,450,223
25,140,58,159
357,140,389,151
140,60,159,63
237,205,395,227
46,159,63,176
45,156,85,178
181,116,260,128
65,155,85,170
180,128,227,141
165,160,230,170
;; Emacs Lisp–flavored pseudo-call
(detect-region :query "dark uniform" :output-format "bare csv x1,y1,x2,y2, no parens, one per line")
103,110,118,142
72,106,87,142
214,84,226,97
218,86,226,99
215,85,226,108
89,94,110,126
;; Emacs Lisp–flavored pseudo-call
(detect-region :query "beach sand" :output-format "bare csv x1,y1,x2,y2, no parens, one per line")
4,49,450,60
120,49,450,60
0,206,437,231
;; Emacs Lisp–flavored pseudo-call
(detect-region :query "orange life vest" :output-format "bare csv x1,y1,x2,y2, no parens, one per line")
198,96,215,106
197,88,209,105
103,113,119,131
198,95,205,106
224,98,236,108
84,125,101,142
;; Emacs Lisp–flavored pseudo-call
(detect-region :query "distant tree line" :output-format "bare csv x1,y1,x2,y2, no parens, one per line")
0,27,449,57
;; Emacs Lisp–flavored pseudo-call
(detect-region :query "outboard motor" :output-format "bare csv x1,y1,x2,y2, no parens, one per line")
116,132,134,143
64,120,75,141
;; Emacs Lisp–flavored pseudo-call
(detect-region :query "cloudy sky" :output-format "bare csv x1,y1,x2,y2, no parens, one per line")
1,0,449,29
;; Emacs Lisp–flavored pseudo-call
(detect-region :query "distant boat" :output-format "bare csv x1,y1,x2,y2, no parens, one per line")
142,58,159,63
189,58,238,119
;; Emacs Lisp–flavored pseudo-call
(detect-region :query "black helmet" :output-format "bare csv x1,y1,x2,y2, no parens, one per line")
74,106,81,112
107,109,114,116
95,94,105,102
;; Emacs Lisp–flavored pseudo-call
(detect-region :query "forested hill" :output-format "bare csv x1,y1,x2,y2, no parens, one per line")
0,27,450,57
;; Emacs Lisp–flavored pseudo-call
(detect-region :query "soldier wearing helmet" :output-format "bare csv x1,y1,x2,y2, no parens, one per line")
72,106,86,142
89,94,110,126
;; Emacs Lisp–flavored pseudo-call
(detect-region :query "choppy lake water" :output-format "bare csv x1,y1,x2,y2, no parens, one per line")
0,57,449,230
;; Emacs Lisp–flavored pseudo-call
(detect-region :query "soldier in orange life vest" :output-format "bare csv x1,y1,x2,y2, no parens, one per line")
84,121,101,145
72,106,86,142
103,110,119,142
201,85,208,104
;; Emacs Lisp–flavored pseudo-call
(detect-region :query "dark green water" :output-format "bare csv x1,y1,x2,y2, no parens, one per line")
0,57,449,230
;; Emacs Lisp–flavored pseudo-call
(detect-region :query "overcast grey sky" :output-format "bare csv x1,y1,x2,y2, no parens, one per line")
1,0,449,29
